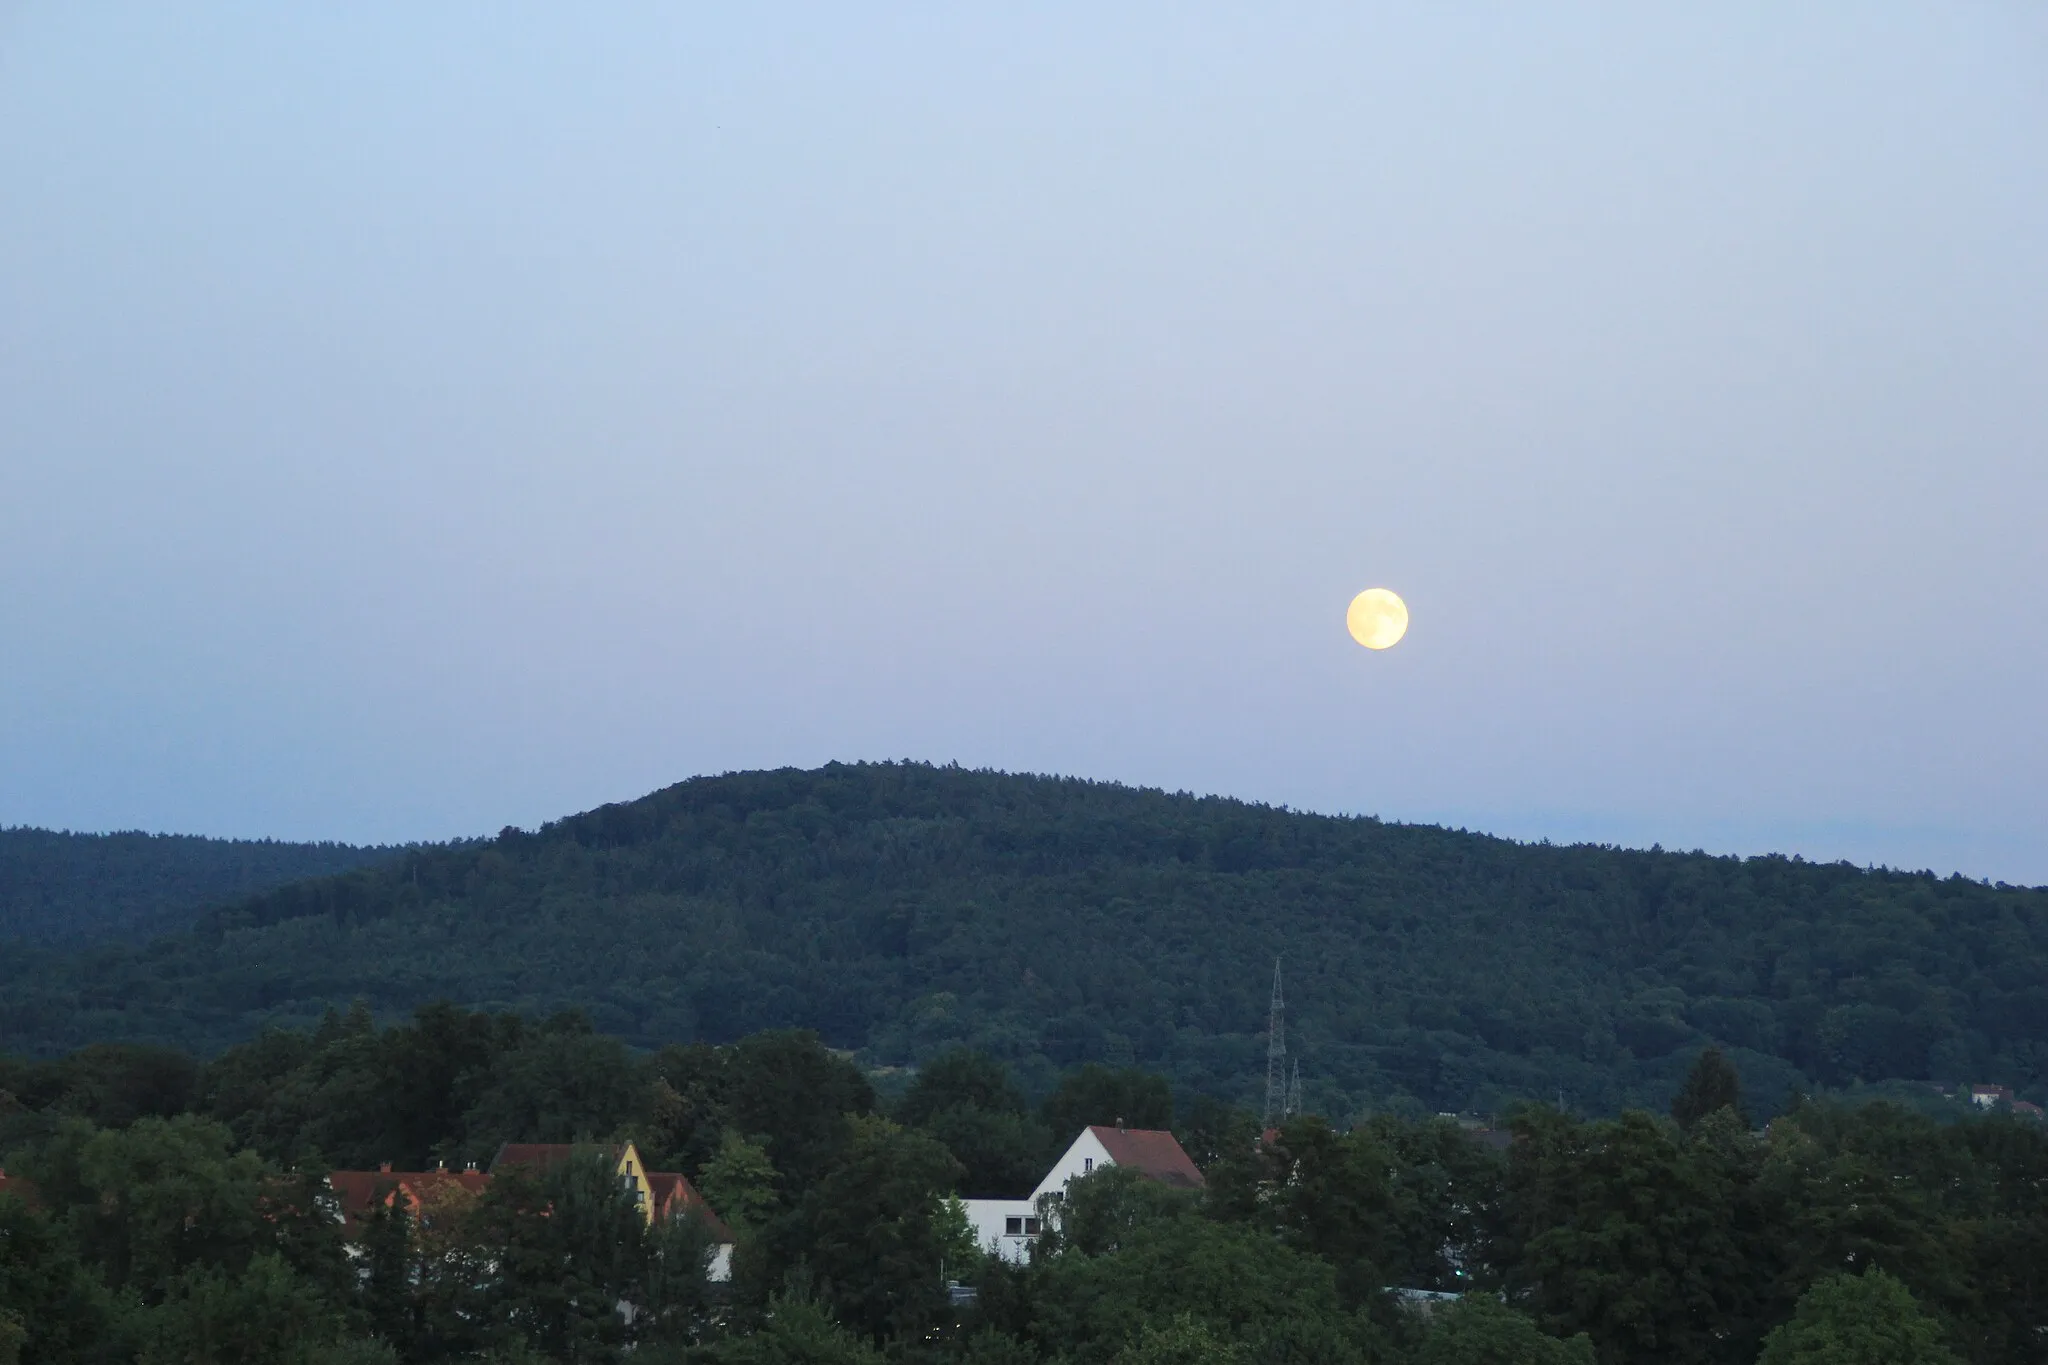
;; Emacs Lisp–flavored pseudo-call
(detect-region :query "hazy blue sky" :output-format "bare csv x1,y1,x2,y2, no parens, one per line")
3,4,2044,882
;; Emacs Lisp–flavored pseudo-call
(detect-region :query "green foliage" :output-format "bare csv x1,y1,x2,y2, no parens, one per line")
1756,1267,1959,1365
781,1116,964,1342
0,827,393,945
702,1294,885,1365
474,1149,649,1361
1022,1213,1358,1365
1414,1296,1594,1365
38,1114,275,1302
1671,1047,1747,1130
1109,1314,1243,1365
897,1049,1050,1196
1041,1066,1174,1141
456,1020,643,1157
700,1132,781,1233
12,764,2046,1119
1500,1108,1766,1365
0,1189,115,1363
725,1032,877,1194
6,1008,2048,1364
136,1252,344,1365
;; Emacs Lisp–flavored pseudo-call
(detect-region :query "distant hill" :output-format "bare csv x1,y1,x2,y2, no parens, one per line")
0,828,396,944
2,763,2044,1118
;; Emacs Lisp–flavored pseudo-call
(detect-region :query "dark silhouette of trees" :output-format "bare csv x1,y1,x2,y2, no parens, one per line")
1672,1046,1748,1130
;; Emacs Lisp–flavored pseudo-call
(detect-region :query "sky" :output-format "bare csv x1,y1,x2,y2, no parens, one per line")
2,4,2045,883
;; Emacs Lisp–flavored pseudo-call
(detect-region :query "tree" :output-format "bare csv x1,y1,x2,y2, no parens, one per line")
699,1294,884,1365
725,1033,874,1195
139,1253,346,1365
699,1132,781,1234
475,1148,648,1362
1499,1108,1766,1365
1756,1267,1958,1365
791,1116,963,1342
1110,1314,1244,1365
1415,1296,1594,1365
0,1189,115,1363
1671,1048,1746,1130
1041,1066,1173,1147
456,1025,643,1157
40,1115,274,1304
898,1050,1049,1196
1242,1117,1400,1309
1024,1213,1357,1365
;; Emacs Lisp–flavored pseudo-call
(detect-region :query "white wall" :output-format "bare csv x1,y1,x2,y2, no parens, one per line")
1031,1128,1116,1202
963,1198,1039,1265
965,1130,1131,1266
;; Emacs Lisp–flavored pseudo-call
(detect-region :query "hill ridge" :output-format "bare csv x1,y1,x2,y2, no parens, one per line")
3,761,2044,1119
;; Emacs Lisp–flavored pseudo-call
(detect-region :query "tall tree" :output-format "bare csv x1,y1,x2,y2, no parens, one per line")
789,1117,964,1344
1671,1048,1747,1130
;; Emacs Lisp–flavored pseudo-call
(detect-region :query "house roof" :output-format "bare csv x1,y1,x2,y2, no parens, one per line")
328,1169,491,1234
648,1170,733,1243
492,1143,627,1173
1088,1126,1205,1190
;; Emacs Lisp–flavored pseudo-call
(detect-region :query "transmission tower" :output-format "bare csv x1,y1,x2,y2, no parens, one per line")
1286,1058,1302,1118
1263,959,1287,1129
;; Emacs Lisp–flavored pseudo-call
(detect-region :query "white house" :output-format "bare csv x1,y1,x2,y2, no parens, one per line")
963,1124,1205,1264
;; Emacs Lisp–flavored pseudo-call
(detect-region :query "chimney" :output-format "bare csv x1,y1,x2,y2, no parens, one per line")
465,1161,478,1173
1116,1116,1126,1131
379,1162,392,1174
436,1159,446,1172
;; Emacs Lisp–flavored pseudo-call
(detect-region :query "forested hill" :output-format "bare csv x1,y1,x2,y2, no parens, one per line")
3,763,2045,1117
0,827,396,944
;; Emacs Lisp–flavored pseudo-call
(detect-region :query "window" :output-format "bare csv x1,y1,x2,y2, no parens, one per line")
1083,1158,1093,1173
1005,1217,1023,1236
1023,1217,1042,1235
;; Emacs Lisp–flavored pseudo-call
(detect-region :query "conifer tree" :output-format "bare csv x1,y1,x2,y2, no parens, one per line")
1671,1046,1746,1130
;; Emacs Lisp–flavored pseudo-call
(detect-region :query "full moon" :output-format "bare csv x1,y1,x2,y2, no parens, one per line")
1346,588,1409,650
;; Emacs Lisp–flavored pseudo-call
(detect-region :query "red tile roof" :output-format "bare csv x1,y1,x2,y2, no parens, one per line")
1088,1126,1205,1190
328,1169,491,1234
648,1170,733,1243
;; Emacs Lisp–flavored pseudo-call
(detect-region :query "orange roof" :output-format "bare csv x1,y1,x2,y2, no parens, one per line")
648,1170,733,1243
1088,1126,1205,1190
328,1169,490,1234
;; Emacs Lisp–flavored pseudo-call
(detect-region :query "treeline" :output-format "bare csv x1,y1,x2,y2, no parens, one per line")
2,1009,2043,1363
4,764,2046,1119
0,827,395,944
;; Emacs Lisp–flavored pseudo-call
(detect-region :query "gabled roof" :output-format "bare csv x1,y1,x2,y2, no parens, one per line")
648,1170,733,1243
492,1142,628,1173
1088,1126,1205,1190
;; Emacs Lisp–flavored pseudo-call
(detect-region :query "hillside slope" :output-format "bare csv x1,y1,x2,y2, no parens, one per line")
2,763,2043,1116
0,828,396,944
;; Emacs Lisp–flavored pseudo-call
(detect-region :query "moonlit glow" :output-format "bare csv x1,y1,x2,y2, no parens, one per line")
1346,588,1409,650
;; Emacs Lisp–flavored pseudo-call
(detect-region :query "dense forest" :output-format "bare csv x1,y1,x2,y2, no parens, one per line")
3,763,2046,1118
2,1011,2040,1364
0,828,394,944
